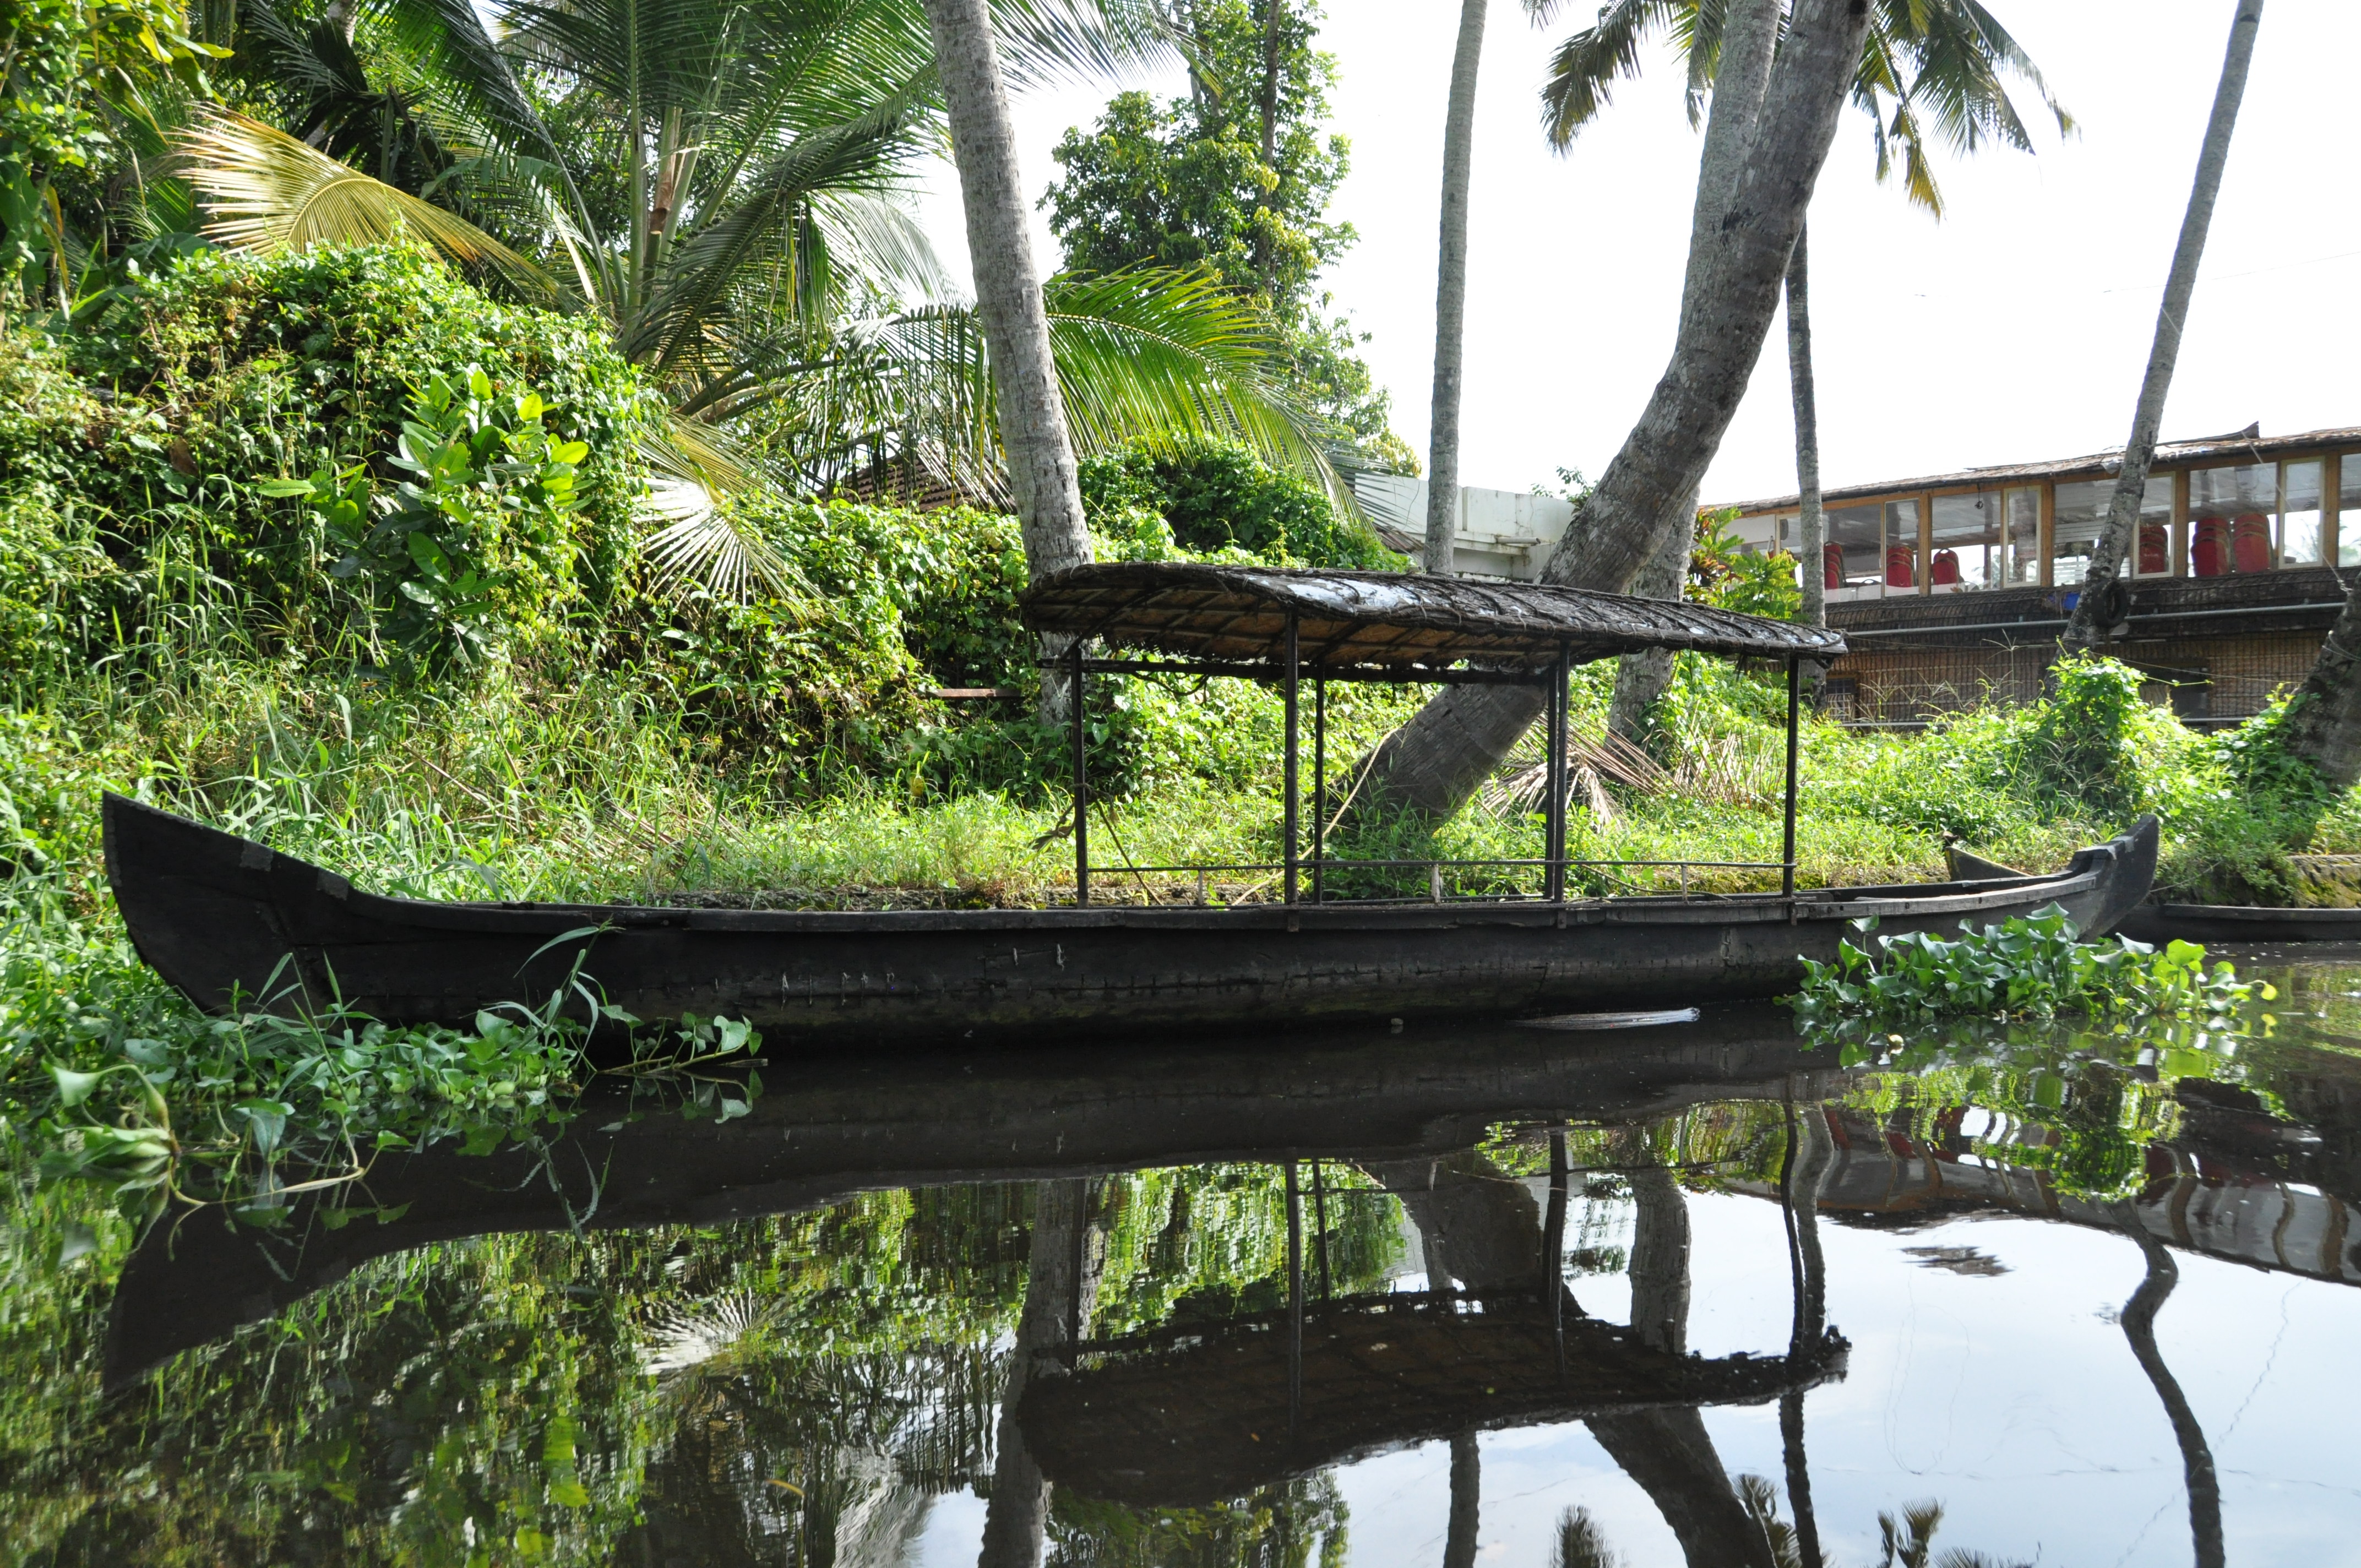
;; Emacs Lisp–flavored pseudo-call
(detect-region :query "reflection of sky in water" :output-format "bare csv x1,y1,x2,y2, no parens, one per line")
918,1191,2361,1568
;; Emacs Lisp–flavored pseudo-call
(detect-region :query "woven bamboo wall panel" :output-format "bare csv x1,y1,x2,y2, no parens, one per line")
1823,630,2327,724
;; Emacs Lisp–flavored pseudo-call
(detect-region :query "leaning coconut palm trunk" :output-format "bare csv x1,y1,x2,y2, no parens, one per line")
2065,0,2263,649
1606,491,1698,744
1356,0,1869,819
1423,0,1488,578
922,0,1094,726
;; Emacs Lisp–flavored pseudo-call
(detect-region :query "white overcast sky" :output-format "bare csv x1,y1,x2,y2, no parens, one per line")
912,1,2360,508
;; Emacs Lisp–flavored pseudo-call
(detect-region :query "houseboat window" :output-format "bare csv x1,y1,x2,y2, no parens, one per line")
2132,474,2173,575
2282,460,2325,567
1826,503,1883,597
1883,498,1921,591
2189,462,2278,575
1929,492,2004,589
2050,481,2106,584
2052,477,2172,582
2341,455,2361,568
2004,489,2041,585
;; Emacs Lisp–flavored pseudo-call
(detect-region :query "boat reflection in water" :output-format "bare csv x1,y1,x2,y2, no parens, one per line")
67,993,2361,1566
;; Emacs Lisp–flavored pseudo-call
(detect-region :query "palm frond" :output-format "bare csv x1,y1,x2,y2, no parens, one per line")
380,0,602,239
638,416,809,602
627,79,937,372
808,190,953,306
178,106,562,298
987,0,1180,89
1538,1,1677,151
1041,266,1342,503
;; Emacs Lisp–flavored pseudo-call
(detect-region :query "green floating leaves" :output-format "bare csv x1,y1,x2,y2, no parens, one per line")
1791,902,2267,1041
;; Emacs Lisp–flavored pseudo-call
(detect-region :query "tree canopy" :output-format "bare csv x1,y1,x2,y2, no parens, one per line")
1041,0,1411,472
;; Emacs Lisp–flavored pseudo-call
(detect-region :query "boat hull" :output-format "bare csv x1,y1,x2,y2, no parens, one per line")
102,793,2158,1045
2114,903,2361,945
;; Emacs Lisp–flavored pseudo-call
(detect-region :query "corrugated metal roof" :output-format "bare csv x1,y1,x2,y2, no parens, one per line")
1718,422,2361,516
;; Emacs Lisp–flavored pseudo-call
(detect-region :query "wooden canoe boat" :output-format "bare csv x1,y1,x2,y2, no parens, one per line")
1947,843,2361,946
2112,903,2361,945
103,794,2159,1046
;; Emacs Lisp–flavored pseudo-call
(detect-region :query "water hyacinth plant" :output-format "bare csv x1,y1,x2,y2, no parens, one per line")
1789,904,2269,1036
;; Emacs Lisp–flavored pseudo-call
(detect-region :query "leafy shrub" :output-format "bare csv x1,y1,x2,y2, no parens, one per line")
274,369,595,667
1078,439,1396,568
1688,511,1800,621
21,243,655,668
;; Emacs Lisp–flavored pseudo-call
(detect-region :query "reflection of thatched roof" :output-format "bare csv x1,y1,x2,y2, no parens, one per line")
1018,1291,1847,1507
1019,562,1846,673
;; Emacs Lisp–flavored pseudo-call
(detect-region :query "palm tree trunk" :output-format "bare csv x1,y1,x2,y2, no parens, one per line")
921,0,1095,725
1788,220,1826,631
2112,1202,2226,1568
977,1178,1104,1568
2280,587,2361,789
1443,1433,1482,1568
1778,1102,1834,1568
2065,0,2263,649
1352,0,1873,818
1585,1127,1776,1568
1607,490,1698,744
1423,0,1488,578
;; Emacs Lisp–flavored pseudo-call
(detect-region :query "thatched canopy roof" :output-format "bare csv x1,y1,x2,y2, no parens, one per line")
1018,563,1845,673
1018,1289,1848,1506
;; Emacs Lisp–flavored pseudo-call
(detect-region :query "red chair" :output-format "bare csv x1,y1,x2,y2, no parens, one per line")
2232,513,2272,573
1930,548,1961,585
1824,542,1845,590
2193,516,2229,576
1885,543,1917,589
2137,522,2169,575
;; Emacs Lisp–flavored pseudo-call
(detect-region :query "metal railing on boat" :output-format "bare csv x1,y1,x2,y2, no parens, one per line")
1048,617,1809,912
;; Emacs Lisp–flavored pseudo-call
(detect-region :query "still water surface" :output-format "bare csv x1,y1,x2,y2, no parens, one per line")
12,951,2361,1565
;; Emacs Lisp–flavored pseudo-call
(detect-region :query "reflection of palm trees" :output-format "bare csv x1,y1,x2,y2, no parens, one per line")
1778,1101,1835,1565
981,1178,1106,1568
2111,1202,2226,1568
1362,1147,1541,1568
1553,1506,1620,1568
1373,1133,1781,1568
1586,1128,1780,1568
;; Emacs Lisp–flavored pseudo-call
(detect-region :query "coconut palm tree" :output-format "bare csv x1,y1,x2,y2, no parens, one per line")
1348,0,1871,821
2064,0,2262,650
179,0,1330,601
1423,0,1488,578
920,0,1092,725
1531,0,2071,637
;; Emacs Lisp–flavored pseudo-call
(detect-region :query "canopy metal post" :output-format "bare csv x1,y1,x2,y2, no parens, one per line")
1073,639,1090,907
1782,655,1802,903
1545,1130,1569,1376
1312,677,1327,903
1311,1156,1332,1297
1283,613,1301,906
1546,641,1570,903
1285,1157,1304,1434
